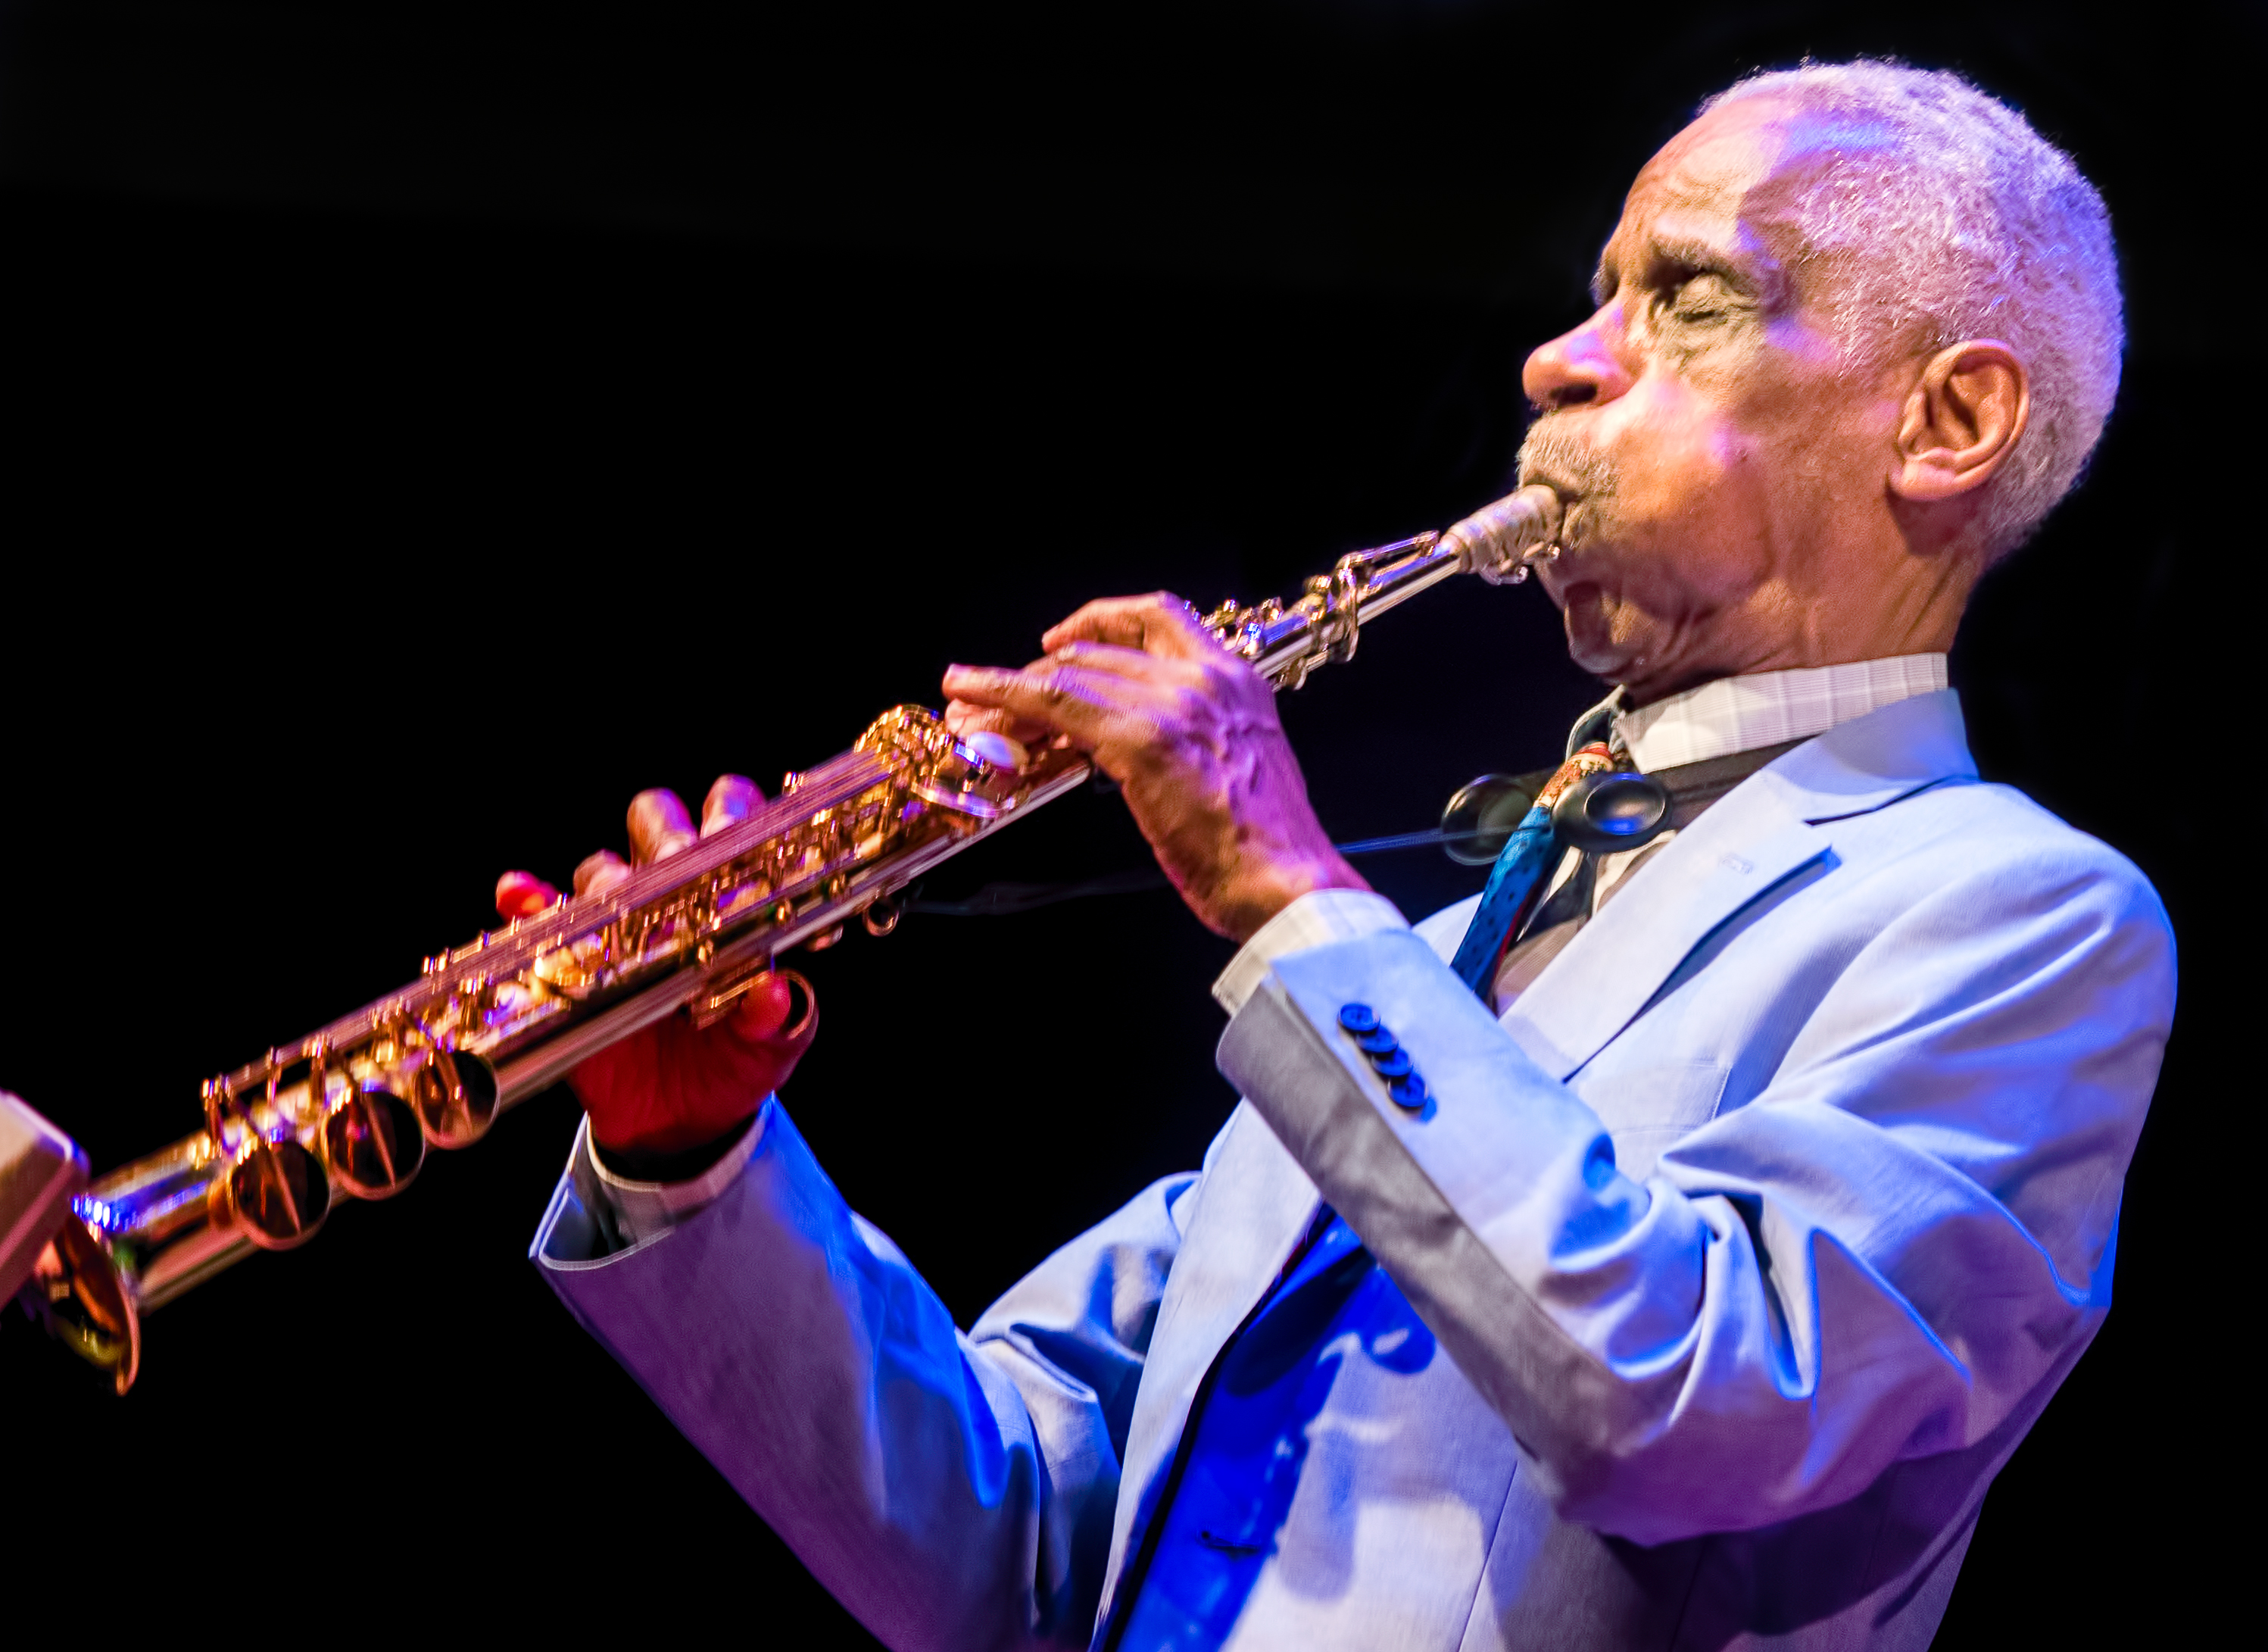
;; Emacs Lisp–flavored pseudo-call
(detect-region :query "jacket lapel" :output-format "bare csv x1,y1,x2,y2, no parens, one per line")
1501,690,1978,1081
1095,1101,1320,1622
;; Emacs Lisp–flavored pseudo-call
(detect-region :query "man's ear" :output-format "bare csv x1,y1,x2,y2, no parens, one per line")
1888,340,2029,502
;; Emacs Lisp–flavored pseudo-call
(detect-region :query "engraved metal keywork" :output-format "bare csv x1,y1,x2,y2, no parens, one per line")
322,1086,426,1200
33,485,1563,1390
204,1077,329,1252
407,1046,499,1151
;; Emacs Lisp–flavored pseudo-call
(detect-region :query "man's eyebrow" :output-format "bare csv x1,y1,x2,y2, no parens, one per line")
1593,235,1767,304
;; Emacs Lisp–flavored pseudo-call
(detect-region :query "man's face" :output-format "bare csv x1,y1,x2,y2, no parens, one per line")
1518,99,1908,698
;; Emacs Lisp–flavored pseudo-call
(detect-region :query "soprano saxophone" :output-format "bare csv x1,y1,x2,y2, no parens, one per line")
2,486,1562,1392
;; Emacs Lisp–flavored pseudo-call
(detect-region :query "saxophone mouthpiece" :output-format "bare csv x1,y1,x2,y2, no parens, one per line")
1440,486,1565,586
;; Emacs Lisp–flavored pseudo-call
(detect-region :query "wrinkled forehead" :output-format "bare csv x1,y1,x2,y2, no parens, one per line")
1628,99,1789,220
1602,98,1886,296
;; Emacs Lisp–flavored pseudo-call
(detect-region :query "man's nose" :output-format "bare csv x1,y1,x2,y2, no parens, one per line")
1523,310,1634,409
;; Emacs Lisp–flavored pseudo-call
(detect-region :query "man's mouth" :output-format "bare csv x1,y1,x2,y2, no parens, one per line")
1515,464,1580,507
1520,482,1590,564
1513,413,1615,554
1515,466,1597,553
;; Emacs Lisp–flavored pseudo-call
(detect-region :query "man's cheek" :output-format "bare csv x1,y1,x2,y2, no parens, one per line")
1605,379,1725,517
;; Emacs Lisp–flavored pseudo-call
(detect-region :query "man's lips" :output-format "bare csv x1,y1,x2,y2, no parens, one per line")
1533,510,1608,604
1516,466,1580,505
1516,473,1586,540
1536,561,1588,606
1536,496,1593,590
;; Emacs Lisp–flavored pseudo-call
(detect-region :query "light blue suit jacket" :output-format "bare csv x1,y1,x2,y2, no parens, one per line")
534,691,2172,1650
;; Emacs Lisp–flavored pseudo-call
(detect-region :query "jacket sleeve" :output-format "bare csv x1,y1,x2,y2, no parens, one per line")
1215,847,2173,1544
533,1098,1194,1650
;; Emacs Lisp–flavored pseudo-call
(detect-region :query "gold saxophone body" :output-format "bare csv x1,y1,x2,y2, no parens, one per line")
2,486,1562,1392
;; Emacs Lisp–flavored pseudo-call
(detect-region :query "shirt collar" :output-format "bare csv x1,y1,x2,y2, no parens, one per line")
1613,654,1948,773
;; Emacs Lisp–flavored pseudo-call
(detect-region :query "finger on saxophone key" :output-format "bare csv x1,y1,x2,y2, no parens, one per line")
628,789,698,866
729,970,801,1044
574,848,634,898
494,870,559,920
702,774,765,835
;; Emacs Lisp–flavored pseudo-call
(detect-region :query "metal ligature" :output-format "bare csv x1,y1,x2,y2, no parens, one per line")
2,485,1564,1392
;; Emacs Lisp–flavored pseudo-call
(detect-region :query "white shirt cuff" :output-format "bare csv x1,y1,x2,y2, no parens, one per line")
1212,888,1410,1015
571,1107,767,1248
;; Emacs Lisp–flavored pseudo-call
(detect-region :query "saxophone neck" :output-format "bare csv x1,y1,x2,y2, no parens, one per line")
1437,483,1565,586
1199,483,1563,689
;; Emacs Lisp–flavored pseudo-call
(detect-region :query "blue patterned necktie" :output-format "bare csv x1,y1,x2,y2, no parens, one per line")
1446,738,1621,995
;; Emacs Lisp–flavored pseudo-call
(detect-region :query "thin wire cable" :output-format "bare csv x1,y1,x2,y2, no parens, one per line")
903,826,1483,917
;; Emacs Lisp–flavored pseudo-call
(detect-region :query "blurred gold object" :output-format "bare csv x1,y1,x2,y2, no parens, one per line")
14,486,1561,1391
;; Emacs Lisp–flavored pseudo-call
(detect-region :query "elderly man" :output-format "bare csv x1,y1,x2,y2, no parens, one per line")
519,61,2170,1650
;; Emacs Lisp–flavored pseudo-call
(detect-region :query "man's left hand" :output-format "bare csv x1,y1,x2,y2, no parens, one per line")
943,592,1368,942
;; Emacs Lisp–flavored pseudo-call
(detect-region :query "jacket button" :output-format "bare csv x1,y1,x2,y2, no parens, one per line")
1337,1003,1379,1033
1355,1026,1398,1055
1388,1075,1429,1110
1369,1048,1414,1079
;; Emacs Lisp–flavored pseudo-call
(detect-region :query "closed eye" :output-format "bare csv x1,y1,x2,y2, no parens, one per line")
1665,270,1733,320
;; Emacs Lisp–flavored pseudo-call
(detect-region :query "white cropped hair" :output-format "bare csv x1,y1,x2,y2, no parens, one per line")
1705,61,2123,557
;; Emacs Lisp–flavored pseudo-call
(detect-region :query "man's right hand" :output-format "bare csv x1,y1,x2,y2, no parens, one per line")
494,776,818,1161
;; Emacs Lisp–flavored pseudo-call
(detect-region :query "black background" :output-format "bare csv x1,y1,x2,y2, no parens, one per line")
0,3,2243,1644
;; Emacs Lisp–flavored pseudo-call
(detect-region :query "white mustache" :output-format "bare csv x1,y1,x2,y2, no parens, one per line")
1515,414,1618,506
